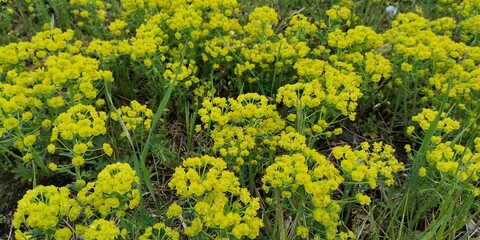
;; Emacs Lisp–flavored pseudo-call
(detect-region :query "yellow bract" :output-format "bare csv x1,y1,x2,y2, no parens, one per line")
168,155,263,239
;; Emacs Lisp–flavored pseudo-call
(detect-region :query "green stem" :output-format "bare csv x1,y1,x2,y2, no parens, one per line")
248,162,254,193
275,188,287,240
407,77,453,190
342,183,354,224
75,165,81,181
32,159,36,188
288,188,306,239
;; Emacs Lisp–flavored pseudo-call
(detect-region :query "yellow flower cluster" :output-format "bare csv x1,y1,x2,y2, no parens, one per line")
0,29,109,134
285,14,318,38
43,53,114,100
204,36,236,62
168,155,263,239
277,61,363,121
410,108,460,134
83,0,242,93
273,130,308,152
411,135,480,202
456,0,480,18
108,19,129,36
332,142,404,187
243,6,278,40
90,35,162,68
293,58,328,80
0,28,77,67
429,17,457,36
356,193,371,205
0,25,142,190
120,0,239,26
69,0,110,28
327,26,383,51
110,100,154,136
50,104,108,166
163,59,200,87
13,162,138,239
385,12,480,110
262,131,345,239
198,93,285,169
53,1,316,96
52,104,107,141
364,52,392,83
408,104,479,193
0,28,114,165
166,6,203,33
82,219,124,240
231,10,315,80
326,5,352,23
296,225,309,239
138,222,180,240
77,162,140,217
426,142,463,174
423,137,480,182
237,35,310,78
459,15,480,44
13,185,81,237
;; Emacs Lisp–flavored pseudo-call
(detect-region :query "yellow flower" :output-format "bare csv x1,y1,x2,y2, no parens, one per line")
48,163,58,171
23,135,37,147
15,230,31,240
406,126,415,135
103,143,113,156
95,99,106,107
340,159,354,172
231,223,249,239
351,167,367,182
419,167,427,177
42,119,51,128
404,144,412,153
436,161,458,172
72,156,85,166
84,219,121,240
80,10,89,18
22,153,33,162
143,59,152,67
184,218,203,237
194,201,210,216
111,101,153,133
108,19,128,36
76,179,86,187
73,143,88,155
54,228,72,240
356,193,371,205
47,97,65,108
47,144,55,154
431,136,442,144
14,185,75,231
401,62,413,72
296,226,309,238
326,8,337,20
281,191,292,198
96,162,140,195
474,188,480,197
22,112,33,122
333,128,343,135
166,203,183,218
3,117,19,130
139,227,153,240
